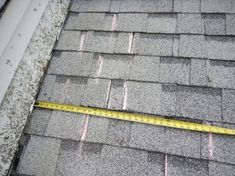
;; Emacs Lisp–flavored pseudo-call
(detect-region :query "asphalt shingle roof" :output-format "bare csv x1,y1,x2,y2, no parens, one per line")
13,0,235,175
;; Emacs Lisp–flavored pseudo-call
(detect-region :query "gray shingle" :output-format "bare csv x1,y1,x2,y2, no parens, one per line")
201,0,235,13
174,0,200,13
124,81,162,114
168,155,209,176
37,75,56,101
83,32,117,53
116,14,147,32
160,84,176,116
105,119,131,146
159,57,191,84
114,33,133,53
165,128,201,158
173,36,180,56
176,86,222,121
190,59,208,86
17,136,61,176
147,14,177,33
65,13,105,30
209,161,235,176
208,60,235,89
129,123,166,152
129,56,160,82
108,80,125,110
177,14,203,34
25,108,52,135
98,145,149,176
55,30,81,51
51,76,87,105
203,14,226,35
147,152,165,175
110,0,143,12
133,33,174,56
45,111,84,140
204,36,235,60
156,0,173,12
98,54,133,79
226,14,235,35
54,140,81,176
47,52,97,76
222,89,235,124
85,116,109,143
71,0,110,12
82,78,110,108
179,35,205,58
212,134,235,164
103,14,115,31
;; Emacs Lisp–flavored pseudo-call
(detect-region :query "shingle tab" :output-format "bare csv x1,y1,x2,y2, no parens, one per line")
226,14,235,35
98,145,149,175
209,161,235,176
208,60,235,89
114,33,132,53
176,86,222,121
147,14,177,33
25,109,52,135
116,14,147,32
204,36,235,60
17,136,61,176
177,14,203,34
211,134,235,164
65,13,105,30
83,31,117,53
159,57,190,84
108,80,125,110
179,35,205,58
133,33,174,56
201,0,235,13
55,30,81,51
105,119,131,146
82,78,110,108
222,89,235,124
47,52,97,76
37,75,56,101
165,128,201,158
98,54,133,79
174,0,200,13
71,0,110,12
45,111,84,140
124,81,162,114
203,14,226,35
129,56,160,82
190,59,208,86
129,123,166,152
168,155,209,176
85,116,109,143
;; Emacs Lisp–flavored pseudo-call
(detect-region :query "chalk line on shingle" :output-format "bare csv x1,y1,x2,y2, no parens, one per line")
128,33,134,53
79,32,87,51
111,14,117,31
96,54,104,77
122,81,128,110
208,133,213,160
164,155,168,176
106,80,112,108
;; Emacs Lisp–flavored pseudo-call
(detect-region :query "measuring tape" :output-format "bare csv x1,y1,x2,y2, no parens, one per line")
34,101,235,135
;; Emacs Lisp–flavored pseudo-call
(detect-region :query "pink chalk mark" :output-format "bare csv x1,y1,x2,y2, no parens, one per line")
96,55,103,77
79,32,87,51
80,115,90,141
164,155,168,176
128,33,134,53
106,80,112,108
122,82,127,110
208,133,213,160
62,78,70,101
111,14,117,31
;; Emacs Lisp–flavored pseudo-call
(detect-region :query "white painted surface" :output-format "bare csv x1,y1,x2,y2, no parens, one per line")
0,0,49,103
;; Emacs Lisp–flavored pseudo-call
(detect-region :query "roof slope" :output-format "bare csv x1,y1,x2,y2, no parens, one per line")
13,0,235,175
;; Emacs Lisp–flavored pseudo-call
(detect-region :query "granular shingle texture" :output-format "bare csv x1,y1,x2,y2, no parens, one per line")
15,0,235,175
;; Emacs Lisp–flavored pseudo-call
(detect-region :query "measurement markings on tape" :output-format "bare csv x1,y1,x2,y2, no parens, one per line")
34,101,235,135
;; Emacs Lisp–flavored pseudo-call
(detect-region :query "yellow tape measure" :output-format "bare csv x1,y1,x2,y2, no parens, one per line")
34,101,235,135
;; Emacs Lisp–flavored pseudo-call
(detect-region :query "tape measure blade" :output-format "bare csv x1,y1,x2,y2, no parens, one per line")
34,101,235,135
